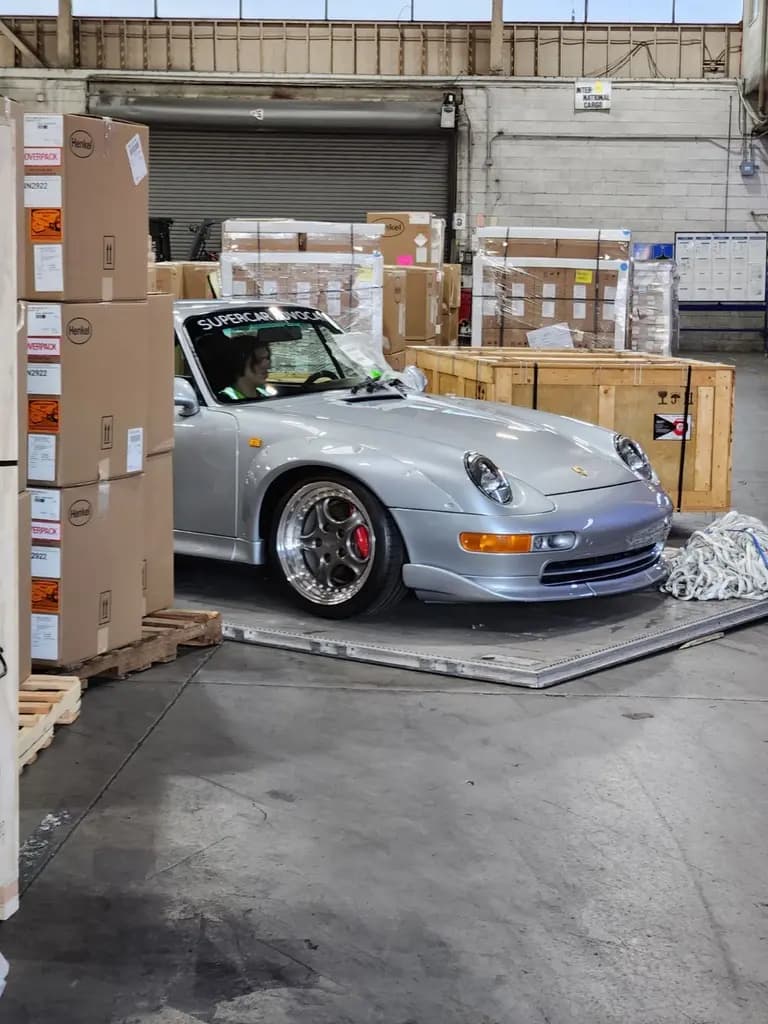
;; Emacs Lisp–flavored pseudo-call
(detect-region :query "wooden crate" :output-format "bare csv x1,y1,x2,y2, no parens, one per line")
409,347,734,512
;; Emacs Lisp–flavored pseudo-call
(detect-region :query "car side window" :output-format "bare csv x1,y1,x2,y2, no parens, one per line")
175,336,204,404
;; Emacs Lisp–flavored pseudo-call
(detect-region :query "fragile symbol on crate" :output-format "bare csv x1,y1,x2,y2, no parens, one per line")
653,413,692,441
658,389,693,406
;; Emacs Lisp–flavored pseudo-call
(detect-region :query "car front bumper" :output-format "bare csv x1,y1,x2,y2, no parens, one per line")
392,480,673,604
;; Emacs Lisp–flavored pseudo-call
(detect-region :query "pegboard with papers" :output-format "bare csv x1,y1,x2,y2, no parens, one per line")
675,231,767,303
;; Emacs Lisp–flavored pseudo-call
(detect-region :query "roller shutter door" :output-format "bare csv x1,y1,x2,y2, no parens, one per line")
148,126,453,260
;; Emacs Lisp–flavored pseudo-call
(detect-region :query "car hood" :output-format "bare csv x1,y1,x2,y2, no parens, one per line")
237,389,636,495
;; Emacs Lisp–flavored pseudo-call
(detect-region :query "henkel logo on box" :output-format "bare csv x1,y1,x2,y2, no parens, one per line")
24,147,62,167
31,521,62,542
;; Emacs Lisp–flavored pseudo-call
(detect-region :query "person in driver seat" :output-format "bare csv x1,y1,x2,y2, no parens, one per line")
218,335,273,401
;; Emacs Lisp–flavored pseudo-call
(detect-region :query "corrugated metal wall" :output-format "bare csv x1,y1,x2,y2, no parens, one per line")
148,126,453,259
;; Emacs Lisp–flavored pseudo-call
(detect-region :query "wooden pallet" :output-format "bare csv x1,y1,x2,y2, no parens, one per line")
18,676,82,772
34,609,222,684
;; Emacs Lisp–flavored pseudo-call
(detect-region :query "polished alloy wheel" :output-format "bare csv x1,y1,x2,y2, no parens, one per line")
276,482,377,606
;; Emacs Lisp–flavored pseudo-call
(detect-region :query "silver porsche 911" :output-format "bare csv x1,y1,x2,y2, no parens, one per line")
172,300,673,618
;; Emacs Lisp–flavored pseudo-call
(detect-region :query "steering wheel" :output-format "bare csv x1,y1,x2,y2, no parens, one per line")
303,369,340,386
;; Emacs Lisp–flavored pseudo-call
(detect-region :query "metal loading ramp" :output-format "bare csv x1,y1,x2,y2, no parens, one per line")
175,560,768,689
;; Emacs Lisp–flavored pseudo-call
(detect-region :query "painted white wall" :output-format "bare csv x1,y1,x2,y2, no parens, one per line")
458,81,768,246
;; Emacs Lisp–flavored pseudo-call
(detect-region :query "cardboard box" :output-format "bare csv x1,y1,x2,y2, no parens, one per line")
442,264,462,310
143,452,174,616
404,267,441,341
22,114,149,302
367,212,441,267
483,237,557,259
29,475,144,666
24,300,149,486
445,308,460,345
383,268,407,354
18,491,31,682
182,262,218,300
147,293,175,456
149,261,183,299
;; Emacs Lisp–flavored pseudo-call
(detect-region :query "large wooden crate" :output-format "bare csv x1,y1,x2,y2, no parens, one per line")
409,347,735,512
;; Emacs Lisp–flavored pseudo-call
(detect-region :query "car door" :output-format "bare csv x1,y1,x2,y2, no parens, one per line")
173,336,238,547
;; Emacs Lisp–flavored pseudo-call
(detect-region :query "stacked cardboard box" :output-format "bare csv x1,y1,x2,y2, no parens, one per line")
148,260,219,301
630,260,680,356
18,112,174,667
366,211,445,267
218,221,384,337
472,228,632,350
441,264,462,344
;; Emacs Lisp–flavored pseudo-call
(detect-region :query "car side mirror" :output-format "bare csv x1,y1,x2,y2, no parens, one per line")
401,365,428,393
174,377,200,417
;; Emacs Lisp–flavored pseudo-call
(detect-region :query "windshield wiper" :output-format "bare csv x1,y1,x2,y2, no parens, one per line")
345,375,406,401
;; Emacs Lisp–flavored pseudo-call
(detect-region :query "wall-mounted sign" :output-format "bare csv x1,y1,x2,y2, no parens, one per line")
575,79,612,111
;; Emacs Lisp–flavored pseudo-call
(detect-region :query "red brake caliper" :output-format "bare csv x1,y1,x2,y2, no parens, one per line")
353,525,371,560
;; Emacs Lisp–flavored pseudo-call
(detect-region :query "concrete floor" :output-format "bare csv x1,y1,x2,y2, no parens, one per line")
2,356,768,1023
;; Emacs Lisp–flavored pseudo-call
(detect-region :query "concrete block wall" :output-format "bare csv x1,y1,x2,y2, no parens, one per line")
457,80,768,350
0,71,87,114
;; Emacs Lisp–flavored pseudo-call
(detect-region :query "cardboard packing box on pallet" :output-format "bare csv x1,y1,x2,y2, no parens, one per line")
366,211,445,267
23,300,149,486
473,228,631,350
383,268,407,355
143,452,174,616
29,476,144,666
441,264,462,344
383,266,443,354
22,114,149,302
223,221,383,256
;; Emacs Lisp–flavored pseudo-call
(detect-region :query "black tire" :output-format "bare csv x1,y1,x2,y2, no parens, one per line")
269,471,407,619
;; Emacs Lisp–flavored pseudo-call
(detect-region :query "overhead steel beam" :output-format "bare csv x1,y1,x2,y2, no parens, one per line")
57,0,73,68
0,18,46,67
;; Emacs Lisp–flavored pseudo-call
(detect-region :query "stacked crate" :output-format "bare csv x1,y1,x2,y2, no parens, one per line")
472,227,632,350
17,112,174,668
219,220,384,338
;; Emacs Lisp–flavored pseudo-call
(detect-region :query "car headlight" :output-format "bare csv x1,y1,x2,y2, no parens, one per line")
464,451,513,504
614,434,653,481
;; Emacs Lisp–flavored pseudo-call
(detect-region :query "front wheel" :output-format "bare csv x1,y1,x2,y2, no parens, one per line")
271,474,407,619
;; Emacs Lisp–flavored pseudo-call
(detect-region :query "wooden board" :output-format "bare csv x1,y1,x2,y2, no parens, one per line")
409,347,735,513
34,609,222,684
17,675,81,772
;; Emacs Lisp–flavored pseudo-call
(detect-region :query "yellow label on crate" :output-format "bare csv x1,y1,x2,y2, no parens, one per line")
575,270,594,284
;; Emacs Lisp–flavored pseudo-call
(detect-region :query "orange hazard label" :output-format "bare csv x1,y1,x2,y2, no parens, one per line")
30,208,62,242
28,398,60,434
32,578,60,614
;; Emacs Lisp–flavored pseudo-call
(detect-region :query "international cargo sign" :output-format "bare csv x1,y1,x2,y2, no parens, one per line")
574,79,611,111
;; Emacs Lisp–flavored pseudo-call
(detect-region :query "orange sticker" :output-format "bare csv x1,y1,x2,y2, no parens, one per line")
30,208,62,242
32,578,60,614
28,398,60,434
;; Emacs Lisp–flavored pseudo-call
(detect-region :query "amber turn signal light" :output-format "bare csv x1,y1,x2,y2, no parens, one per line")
459,533,533,554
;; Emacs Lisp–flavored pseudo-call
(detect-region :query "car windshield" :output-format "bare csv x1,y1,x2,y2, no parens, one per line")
184,307,368,403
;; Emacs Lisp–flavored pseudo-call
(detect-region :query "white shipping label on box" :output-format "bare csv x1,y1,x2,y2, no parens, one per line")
31,545,61,580
30,488,61,521
527,323,574,349
398,304,406,336
24,114,63,147
542,283,557,319
27,303,62,337
24,175,62,208
31,613,59,661
409,213,431,225
603,286,617,321
33,245,64,293
27,363,62,395
126,427,144,474
572,284,587,321
24,146,62,168
510,282,526,319
415,249,428,264
28,435,56,482
126,134,148,186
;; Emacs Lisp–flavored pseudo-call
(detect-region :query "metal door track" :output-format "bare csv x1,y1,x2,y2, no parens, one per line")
176,566,768,688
